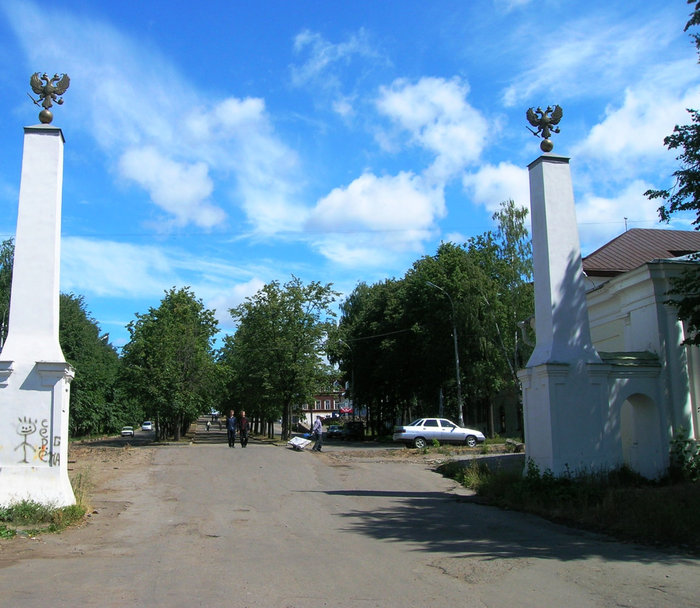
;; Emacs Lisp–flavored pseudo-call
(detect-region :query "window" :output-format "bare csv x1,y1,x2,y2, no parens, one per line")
324,399,331,410
424,419,439,427
314,400,320,410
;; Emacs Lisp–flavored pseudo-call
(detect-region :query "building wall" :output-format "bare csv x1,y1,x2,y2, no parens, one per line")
586,261,700,440
296,391,344,428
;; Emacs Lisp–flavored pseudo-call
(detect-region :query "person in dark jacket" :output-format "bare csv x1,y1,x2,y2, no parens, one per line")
238,410,249,447
226,410,237,447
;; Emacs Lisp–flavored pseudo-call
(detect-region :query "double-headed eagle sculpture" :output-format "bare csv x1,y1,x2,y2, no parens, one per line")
526,105,563,152
28,72,70,124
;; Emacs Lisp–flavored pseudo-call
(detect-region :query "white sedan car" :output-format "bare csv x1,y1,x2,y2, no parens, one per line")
393,418,485,449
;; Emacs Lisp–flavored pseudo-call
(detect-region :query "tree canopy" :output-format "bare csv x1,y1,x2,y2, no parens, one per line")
329,200,533,437
0,238,13,349
221,276,339,440
120,287,220,440
59,293,123,436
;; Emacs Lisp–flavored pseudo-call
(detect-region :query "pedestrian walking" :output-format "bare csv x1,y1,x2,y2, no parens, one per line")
311,416,323,452
226,410,237,447
206,420,211,432
238,410,249,447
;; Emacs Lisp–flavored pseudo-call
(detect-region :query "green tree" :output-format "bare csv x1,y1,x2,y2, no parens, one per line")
0,238,13,349
225,276,339,440
333,200,533,436
645,1,700,343
121,287,219,440
328,279,412,436
59,293,122,436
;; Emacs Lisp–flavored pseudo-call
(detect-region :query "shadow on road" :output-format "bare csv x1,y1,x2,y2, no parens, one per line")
304,460,697,565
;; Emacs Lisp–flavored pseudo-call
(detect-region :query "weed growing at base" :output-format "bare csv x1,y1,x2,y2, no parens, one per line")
438,458,700,552
0,500,86,538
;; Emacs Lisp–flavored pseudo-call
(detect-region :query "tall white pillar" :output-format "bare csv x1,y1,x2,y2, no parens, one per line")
518,154,608,476
526,155,600,366
0,125,75,507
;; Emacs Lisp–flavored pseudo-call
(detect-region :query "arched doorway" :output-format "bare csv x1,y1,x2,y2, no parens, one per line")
620,393,665,479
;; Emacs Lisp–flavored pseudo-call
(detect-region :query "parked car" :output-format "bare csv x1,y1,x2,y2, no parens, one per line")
392,418,485,449
121,426,134,437
326,425,343,439
141,421,153,431
342,420,365,441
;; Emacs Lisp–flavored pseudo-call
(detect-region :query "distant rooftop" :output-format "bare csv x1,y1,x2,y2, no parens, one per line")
582,228,700,277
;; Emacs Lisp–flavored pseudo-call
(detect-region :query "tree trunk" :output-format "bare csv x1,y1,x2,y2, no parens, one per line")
173,413,181,441
281,402,291,441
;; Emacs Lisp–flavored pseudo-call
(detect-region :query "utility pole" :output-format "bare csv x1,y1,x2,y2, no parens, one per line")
426,281,464,426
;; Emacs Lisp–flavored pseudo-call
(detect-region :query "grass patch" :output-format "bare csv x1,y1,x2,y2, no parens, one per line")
438,458,700,552
0,468,91,539
0,500,86,537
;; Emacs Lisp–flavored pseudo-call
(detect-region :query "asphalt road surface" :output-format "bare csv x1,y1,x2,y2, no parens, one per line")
1,431,698,608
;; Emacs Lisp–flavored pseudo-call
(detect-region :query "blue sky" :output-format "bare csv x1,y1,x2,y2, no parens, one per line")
0,0,698,348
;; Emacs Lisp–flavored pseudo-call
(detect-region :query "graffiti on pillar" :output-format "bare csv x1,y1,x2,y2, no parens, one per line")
14,417,58,464
15,417,37,463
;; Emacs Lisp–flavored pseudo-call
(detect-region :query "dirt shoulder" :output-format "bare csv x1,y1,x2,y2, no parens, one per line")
67,441,157,508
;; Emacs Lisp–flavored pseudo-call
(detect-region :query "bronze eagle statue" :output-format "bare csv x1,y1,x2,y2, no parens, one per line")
28,72,70,124
526,105,563,152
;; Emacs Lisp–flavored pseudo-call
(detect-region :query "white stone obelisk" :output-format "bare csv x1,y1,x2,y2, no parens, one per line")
0,124,75,507
518,154,607,476
526,155,601,367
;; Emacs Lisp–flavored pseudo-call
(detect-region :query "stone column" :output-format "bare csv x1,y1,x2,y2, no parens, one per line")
518,154,606,476
0,125,75,507
526,155,600,366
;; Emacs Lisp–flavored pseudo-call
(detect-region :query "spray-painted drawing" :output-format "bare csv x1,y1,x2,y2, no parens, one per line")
15,416,37,463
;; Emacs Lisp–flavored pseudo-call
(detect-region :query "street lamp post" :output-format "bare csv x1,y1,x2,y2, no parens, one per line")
426,281,464,427
338,338,356,420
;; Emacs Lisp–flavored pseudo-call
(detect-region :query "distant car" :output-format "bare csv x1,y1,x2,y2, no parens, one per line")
392,418,485,449
141,421,153,431
327,425,343,439
342,420,365,441
121,426,134,437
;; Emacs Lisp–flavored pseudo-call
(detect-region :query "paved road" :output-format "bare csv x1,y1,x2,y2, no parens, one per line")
1,428,698,607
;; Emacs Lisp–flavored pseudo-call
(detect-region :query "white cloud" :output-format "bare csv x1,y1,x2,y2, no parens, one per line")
462,162,530,214
501,15,678,107
332,96,355,118
291,28,377,87
61,237,266,299
573,73,700,167
493,0,532,10
575,180,667,253
118,147,224,228
61,237,282,337
376,77,488,183
306,171,443,265
207,278,267,331
3,1,302,236
308,171,442,230
61,238,182,298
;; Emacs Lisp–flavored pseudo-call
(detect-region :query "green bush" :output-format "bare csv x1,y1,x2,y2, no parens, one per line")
670,428,700,481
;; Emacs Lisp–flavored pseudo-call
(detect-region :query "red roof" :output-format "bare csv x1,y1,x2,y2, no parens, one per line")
582,228,700,277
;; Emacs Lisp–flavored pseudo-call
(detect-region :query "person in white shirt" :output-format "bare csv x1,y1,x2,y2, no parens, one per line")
311,416,323,452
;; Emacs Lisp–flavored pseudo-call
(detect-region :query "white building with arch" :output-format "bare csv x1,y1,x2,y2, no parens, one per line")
583,229,700,477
